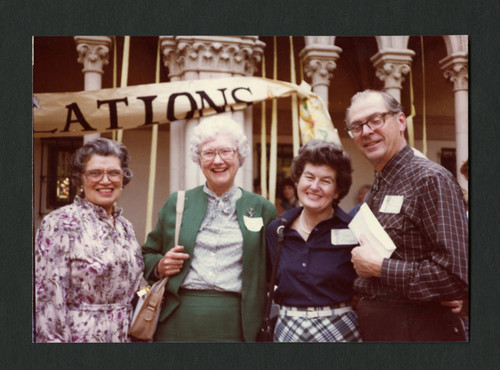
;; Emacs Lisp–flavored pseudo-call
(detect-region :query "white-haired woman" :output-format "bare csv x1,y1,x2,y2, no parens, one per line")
142,115,276,342
34,138,144,342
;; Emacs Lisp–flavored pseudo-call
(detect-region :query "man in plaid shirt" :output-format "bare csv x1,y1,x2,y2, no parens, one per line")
346,90,468,341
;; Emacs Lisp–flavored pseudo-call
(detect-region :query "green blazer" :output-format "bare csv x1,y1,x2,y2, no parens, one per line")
142,186,277,342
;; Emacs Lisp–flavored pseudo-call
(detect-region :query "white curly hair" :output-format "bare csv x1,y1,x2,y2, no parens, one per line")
189,115,249,166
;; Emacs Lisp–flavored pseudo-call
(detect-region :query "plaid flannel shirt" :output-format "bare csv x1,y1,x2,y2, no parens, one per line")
353,145,468,301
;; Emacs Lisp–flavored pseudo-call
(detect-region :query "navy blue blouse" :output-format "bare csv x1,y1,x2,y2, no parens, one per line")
265,206,358,307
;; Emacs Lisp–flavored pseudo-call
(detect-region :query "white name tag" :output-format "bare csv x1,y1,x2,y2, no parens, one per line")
379,195,404,214
243,216,264,232
331,229,358,245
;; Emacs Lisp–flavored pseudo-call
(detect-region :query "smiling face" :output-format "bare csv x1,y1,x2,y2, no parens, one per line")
81,154,123,215
200,133,239,196
297,163,338,217
349,93,407,172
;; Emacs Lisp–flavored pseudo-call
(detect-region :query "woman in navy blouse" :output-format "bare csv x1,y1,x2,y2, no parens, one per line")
265,140,361,342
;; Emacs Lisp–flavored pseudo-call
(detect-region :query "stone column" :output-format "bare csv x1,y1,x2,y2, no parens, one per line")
371,36,415,102
74,36,112,142
440,49,468,189
300,37,342,108
160,36,265,193
162,36,189,192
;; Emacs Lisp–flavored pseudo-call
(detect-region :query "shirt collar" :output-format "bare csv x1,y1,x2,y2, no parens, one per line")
377,145,413,185
74,195,122,218
280,205,351,227
203,183,240,202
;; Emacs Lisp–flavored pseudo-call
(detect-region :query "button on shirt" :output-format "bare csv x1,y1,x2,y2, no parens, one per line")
354,145,468,301
181,184,243,293
265,206,358,307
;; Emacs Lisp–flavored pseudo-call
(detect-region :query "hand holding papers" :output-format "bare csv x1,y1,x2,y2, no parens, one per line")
348,203,396,258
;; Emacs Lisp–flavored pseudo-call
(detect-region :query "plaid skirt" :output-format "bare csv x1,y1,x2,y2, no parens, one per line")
274,305,362,342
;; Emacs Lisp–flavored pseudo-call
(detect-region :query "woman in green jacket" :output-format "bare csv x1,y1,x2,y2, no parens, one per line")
142,115,276,342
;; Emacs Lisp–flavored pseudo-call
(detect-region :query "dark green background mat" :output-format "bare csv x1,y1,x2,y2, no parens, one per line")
1,0,494,368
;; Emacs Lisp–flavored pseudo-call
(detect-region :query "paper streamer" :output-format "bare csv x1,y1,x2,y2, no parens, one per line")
290,36,300,157
117,36,130,143
269,37,278,204
144,39,161,241
260,55,268,199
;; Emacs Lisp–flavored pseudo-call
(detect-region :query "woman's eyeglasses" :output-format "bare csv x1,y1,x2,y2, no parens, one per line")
200,147,237,161
84,169,123,182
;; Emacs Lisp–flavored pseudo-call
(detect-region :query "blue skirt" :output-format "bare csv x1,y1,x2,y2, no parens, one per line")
154,289,243,342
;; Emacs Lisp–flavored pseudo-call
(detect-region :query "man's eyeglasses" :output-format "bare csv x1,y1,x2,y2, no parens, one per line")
200,147,237,161
345,111,395,138
84,169,123,182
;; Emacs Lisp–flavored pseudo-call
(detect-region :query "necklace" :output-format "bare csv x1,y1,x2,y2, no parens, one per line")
298,209,335,236
298,212,312,235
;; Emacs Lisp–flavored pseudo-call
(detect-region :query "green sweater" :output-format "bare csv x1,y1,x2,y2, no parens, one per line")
142,186,277,341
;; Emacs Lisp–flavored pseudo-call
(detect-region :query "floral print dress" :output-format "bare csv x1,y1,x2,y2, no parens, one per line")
34,196,144,342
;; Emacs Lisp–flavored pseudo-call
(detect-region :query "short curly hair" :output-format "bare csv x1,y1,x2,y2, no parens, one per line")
71,138,133,188
189,115,249,167
290,139,352,207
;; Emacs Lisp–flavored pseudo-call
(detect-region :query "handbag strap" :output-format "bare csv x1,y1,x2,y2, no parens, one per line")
175,190,185,246
263,218,287,321
154,190,185,285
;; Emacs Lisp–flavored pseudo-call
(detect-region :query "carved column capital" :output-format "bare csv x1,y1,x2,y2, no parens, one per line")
440,53,468,91
374,62,411,89
370,48,415,90
160,36,265,79
160,36,181,79
300,44,342,88
74,36,112,74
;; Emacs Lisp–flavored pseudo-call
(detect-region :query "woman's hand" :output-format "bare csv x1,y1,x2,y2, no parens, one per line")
156,245,190,277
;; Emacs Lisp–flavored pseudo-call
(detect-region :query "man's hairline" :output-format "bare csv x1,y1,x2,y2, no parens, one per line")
346,92,389,126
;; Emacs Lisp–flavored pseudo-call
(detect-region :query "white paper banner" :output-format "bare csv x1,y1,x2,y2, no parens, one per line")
33,77,341,146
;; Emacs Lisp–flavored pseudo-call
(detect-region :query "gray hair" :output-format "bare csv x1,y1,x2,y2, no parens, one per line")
71,138,133,188
345,90,403,126
189,115,249,166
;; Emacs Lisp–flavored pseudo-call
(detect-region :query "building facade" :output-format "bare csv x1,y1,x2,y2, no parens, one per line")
33,35,468,243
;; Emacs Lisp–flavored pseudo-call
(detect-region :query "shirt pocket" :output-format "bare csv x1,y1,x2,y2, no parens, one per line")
376,196,419,248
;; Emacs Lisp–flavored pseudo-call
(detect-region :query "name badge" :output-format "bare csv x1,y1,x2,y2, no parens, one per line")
331,229,358,245
379,195,404,214
244,216,264,232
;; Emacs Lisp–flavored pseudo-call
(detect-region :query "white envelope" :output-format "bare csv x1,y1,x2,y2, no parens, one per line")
348,203,397,258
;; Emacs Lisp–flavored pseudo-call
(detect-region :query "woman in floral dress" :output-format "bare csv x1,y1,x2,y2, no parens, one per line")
34,138,144,342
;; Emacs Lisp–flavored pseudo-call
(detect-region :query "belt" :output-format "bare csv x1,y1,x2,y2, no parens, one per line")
362,295,412,303
68,302,131,311
363,295,446,306
280,303,351,318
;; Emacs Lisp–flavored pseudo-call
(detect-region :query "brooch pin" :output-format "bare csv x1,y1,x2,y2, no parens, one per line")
247,208,255,217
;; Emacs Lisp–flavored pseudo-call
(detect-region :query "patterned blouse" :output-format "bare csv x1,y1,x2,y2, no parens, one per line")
181,184,244,293
34,196,144,342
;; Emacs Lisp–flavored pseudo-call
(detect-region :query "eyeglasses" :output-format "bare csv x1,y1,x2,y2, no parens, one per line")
200,147,237,161
345,111,395,138
84,169,123,182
